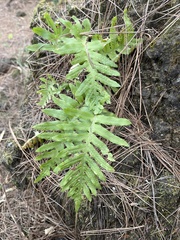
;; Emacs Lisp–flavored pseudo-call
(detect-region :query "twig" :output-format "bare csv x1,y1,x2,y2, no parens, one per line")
81,225,144,236
1,183,28,240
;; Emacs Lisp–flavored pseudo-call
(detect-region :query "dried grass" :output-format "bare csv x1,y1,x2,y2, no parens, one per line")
0,0,179,239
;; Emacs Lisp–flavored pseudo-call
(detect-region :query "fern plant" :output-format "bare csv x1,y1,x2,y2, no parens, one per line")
27,9,142,212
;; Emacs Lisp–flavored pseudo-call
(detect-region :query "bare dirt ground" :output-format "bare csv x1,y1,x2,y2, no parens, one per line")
0,0,39,238
0,0,40,143
0,0,38,129
0,0,38,57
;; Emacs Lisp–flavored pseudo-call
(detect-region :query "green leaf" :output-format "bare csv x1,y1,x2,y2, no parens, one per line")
75,75,92,96
44,12,57,33
52,132,88,142
95,73,120,87
57,144,86,158
40,159,55,171
83,184,92,201
85,167,101,189
93,124,129,147
90,52,117,67
34,121,61,131
61,175,81,191
33,27,55,41
87,40,105,51
59,18,72,29
86,178,97,196
27,43,60,53
95,115,131,126
85,90,105,114
53,94,79,109
54,38,83,54
37,76,61,107
95,62,120,76
90,134,110,156
60,169,79,188
86,155,106,181
82,18,91,32
42,109,66,120
66,62,87,79
71,16,82,36
37,132,57,140
64,107,93,120
71,51,87,65
110,16,118,40
53,154,84,173
34,171,49,183
36,142,63,153
26,43,46,52
67,184,80,197
75,196,82,212
123,8,134,32
89,144,114,172
35,121,90,132
35,149,57,161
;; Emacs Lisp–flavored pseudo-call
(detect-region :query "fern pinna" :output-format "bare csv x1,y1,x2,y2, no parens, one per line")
28,9,141,212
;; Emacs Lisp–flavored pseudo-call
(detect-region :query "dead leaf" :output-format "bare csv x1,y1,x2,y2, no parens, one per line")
45,226,55,235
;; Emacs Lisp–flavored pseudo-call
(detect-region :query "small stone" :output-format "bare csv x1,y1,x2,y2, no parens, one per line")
16,11,26,18
0,57,16,74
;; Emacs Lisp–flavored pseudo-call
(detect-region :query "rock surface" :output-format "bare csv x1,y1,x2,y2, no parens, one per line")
138,22,180,148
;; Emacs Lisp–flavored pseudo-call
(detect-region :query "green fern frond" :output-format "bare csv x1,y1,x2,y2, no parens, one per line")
27,9,142,211
102,9,142,59
33,92,130,211
37,76,67,107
